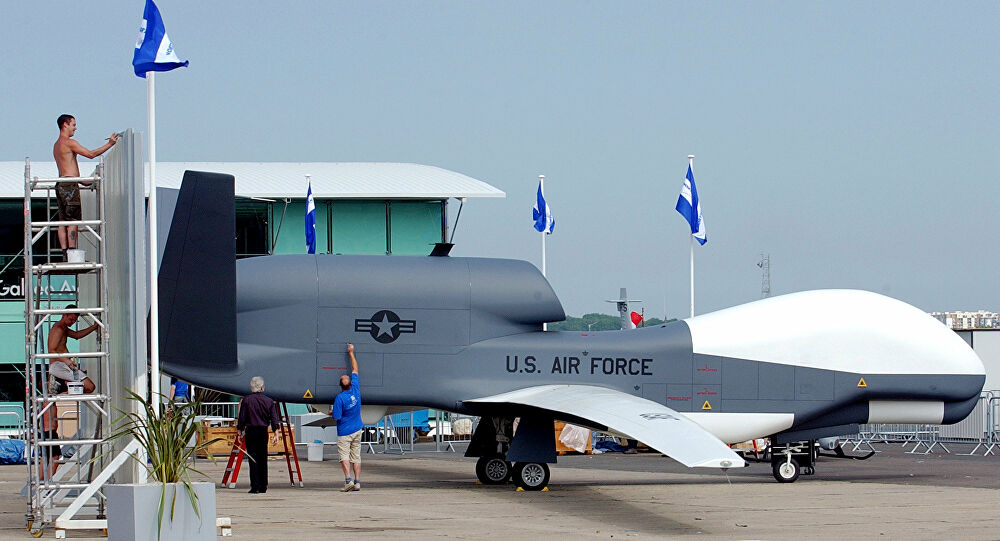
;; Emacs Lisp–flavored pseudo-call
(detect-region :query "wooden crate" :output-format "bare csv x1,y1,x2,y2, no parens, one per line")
197,419,294,457
554,421,592,455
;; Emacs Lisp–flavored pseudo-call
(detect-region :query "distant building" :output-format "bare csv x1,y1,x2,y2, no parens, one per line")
930,310,1000,330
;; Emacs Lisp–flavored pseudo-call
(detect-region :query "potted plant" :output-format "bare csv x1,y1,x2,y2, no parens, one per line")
103,390,222,540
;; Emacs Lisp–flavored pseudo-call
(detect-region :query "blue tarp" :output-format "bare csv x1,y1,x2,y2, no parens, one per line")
0,439,26,465
594,440,627,453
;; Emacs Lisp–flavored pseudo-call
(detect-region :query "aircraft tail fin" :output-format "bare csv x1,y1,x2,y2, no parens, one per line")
158,170,238,370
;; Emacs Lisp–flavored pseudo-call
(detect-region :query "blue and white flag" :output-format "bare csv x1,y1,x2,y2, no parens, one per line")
132,0,188,78
532,181,555,234
675,164,707,245
305,182,316,254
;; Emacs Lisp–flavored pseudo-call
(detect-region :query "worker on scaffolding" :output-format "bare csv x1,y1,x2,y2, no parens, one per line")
52,114,117,259
41,305,98,477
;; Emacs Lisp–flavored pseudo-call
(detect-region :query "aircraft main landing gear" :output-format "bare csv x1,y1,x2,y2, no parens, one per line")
512,462,550,491
475,456,512,484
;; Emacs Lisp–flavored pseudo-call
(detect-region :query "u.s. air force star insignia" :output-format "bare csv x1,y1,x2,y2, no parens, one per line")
354,310,416,344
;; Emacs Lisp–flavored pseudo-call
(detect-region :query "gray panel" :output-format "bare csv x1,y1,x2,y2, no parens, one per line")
318,352,383,401
666,384,693,412
641,383,667,405
694,384,722,411
795,366,834,401
692,354,722,385
834,370,867,401
318,307,469,348
722,358,758,400
100,130,147,483
759,362,795,401
317,255,470,310
316,349,382,387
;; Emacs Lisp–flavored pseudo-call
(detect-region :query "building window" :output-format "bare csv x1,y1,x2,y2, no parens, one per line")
330,201,388,255
388,201,445,255
235,199,269,258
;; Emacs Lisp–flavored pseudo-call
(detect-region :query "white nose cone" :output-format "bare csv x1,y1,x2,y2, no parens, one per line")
685,290,985,376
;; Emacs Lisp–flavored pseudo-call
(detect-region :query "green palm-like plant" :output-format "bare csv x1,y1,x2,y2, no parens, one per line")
105,389,222,536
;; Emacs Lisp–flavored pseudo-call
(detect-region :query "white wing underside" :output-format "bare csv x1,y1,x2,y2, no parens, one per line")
466,385,745,469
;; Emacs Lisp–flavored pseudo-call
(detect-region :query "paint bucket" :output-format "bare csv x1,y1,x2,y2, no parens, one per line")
66,249,85,263
307,441,324,462
67,381,84,395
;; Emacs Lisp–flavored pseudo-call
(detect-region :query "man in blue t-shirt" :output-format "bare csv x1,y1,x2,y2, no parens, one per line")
169,377,190,406
332,343,363,491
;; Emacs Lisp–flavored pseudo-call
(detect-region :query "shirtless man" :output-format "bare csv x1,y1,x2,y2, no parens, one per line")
42,305,98,477
52,114,117,255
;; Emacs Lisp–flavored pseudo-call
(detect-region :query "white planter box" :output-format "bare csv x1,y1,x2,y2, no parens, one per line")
106,482,216,541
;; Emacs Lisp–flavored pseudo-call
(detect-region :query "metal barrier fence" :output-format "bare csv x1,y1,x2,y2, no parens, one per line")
842,391,998,456
356,411,478,454
362,413,416,454
0,404,25,437
198,401,239,419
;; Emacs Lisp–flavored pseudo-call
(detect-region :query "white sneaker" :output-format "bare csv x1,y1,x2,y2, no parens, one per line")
351,482,360,491
340,481,355,492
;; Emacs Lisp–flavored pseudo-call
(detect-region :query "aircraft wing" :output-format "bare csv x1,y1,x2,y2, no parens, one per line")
466,385,745,468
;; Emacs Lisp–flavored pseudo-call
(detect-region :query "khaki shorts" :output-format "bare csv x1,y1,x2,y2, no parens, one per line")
338,429,362,463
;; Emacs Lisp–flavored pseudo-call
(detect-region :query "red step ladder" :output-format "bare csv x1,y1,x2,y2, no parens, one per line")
220,431,246,488
220,402,304,488
280,402,304,488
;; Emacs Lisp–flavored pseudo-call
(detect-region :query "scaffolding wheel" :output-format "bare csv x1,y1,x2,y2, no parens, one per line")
30,526,44,537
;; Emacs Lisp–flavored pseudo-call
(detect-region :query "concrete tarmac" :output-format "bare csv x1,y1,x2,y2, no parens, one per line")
2,443,998,540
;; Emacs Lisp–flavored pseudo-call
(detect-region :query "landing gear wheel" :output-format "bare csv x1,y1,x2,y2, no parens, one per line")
476,456,511,484
772,457,800,483
513,462,550,491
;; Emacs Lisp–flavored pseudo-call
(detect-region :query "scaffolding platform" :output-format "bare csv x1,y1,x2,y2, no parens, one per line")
23,157,113,538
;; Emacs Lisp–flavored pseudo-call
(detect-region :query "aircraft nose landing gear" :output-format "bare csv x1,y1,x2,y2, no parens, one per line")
770,439,817,483
772,456,800,483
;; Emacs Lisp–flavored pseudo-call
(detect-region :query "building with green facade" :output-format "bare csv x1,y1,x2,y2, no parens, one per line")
0,160,503,415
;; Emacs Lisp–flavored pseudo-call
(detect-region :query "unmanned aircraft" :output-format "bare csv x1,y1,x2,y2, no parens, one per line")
158,171,985,490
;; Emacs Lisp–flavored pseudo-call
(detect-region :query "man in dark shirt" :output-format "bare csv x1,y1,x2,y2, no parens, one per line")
236,376,280,494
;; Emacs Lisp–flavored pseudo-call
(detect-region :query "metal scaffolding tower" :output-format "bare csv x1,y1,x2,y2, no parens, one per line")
758,253,771,299
23,158,112,537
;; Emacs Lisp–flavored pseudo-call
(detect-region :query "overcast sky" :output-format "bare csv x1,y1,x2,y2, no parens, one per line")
2,1,997,319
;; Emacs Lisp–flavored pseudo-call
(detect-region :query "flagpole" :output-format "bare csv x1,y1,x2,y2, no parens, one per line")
688,155,695,318
148,72,161,408
539,174,547,331
539,174,546,278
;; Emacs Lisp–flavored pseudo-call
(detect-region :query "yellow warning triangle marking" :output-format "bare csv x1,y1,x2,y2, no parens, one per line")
302,389,313,399
857,378,867,388
701,400,712,410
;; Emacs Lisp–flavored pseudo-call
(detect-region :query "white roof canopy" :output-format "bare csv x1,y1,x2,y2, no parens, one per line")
0,161,505,199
